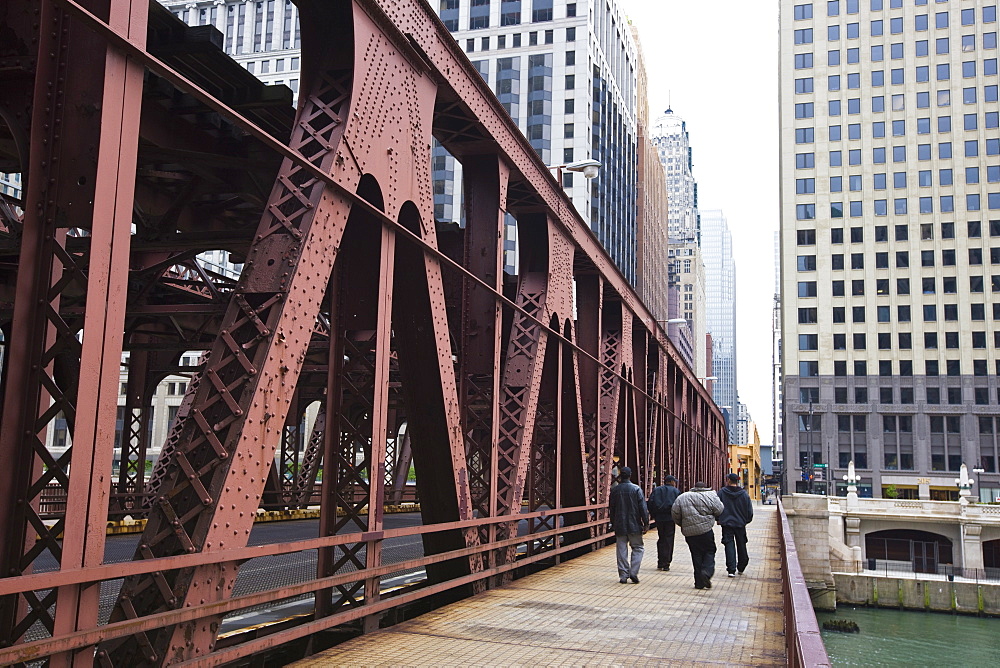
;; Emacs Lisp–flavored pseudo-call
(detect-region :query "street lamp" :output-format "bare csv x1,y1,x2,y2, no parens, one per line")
955,462,976,505
806,400,815,494
972,463,986,503
549,159,602,184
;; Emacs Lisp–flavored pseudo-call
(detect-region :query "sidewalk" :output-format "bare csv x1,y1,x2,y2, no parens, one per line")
293,505,784,666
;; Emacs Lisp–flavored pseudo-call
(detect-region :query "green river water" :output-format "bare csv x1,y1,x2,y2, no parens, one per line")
816,607,1000,667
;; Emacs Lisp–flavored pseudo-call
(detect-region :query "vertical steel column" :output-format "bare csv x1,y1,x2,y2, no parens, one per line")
115,350,153,513
361,225,395,632
0,0,146,654
496,272,548,528
54,0,147,663
315,273,344,620
458,156,508,563
597,302,622,511
293,404,326,507
574,274,602,516
103,2,360,654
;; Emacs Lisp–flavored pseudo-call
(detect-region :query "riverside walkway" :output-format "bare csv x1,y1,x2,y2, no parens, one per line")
294,506,785,667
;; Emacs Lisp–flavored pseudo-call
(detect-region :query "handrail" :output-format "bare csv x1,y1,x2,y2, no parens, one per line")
776,497,832,668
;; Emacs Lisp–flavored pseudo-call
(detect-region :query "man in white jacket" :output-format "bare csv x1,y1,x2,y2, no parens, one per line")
671,482,724,589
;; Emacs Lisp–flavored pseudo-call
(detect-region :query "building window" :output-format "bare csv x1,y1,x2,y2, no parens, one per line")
531,0,553,22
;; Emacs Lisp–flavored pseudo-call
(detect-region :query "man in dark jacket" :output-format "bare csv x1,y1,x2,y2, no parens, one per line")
609,466,648,584
646,475,681,571
717,473,754,577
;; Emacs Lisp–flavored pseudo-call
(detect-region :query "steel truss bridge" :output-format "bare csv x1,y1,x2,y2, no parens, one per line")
0,0,727,664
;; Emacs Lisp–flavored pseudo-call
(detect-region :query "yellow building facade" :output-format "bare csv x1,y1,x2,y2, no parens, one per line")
728,422,762,501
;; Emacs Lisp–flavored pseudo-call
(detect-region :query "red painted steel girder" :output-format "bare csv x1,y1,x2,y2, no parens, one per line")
0,0,728,664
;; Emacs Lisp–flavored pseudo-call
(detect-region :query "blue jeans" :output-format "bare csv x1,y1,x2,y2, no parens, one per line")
616,533,644,580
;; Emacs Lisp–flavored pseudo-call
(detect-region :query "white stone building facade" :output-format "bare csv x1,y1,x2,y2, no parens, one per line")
781,0,1000,500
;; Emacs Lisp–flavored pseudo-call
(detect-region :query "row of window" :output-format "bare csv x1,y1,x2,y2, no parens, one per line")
795,220,1000,246
800,248,1000,270
803,328,1000,350
796,114,1000,144
464,25,576,53
804,140,1000,163
795,89,998,123
796,60,999,96
801,390,1000,417
440,0,569,32
798,418,998,472
826,218,1000,239
795,34,998,70
798,220,1000,245
800,359,1000,378
118,380,188,396
798,172,999,194
796,194,1000,217
807,385,998,407
245,57,299,74
800,171,1000,194
796,9,998,44
794,2,997,22
800,301,1000,324
800,274,1000,297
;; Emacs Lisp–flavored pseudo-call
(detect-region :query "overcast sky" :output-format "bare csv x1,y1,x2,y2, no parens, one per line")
623,0,780,443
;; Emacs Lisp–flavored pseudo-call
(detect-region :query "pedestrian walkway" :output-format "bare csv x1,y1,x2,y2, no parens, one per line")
293,506,784,666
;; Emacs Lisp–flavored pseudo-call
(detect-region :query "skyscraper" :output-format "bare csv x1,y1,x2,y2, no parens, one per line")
433,0,640,283
773,232,784,461
651,109,700,242
781,0,1000,501
633,25,672,325
702,209,738,414
651,109,710,378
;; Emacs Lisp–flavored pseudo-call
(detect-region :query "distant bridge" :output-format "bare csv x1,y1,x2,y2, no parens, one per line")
0,0,727,664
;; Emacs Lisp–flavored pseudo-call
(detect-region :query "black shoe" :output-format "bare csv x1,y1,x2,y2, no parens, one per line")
630,576,640,584
738,568,745,574
620,578,628,584
694,584,705,589
704,579,712,589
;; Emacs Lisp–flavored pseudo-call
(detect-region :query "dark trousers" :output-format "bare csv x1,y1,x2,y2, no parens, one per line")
655,519,675,568
721,525,749,574
685,530,717,587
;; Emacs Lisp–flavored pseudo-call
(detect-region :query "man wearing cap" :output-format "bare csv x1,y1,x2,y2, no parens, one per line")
608,466,648,584
717,472,754,577
646,475,681,571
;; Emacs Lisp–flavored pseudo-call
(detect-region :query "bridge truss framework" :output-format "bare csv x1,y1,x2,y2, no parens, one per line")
0,0,728,664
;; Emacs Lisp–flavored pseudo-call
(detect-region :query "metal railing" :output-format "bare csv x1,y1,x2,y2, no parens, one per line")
0,503,610,665
777,497,832,668
39,481,420,520
832,558,1000,583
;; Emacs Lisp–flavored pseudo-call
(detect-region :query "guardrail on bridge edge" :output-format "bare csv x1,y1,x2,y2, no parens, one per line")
777,497,833,668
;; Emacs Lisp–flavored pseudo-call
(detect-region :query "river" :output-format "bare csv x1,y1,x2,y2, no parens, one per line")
816,607,999,666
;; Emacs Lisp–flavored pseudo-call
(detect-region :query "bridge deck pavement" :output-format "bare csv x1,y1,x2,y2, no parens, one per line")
294,505,784,666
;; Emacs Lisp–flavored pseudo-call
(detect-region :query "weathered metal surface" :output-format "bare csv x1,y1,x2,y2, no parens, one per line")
777,499,834,668
0,0,728,664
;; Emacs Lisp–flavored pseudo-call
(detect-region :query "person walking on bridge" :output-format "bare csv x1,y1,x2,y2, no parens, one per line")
717,473,754,577
609,466,648,584
671,481,723,589
646,475,680,571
